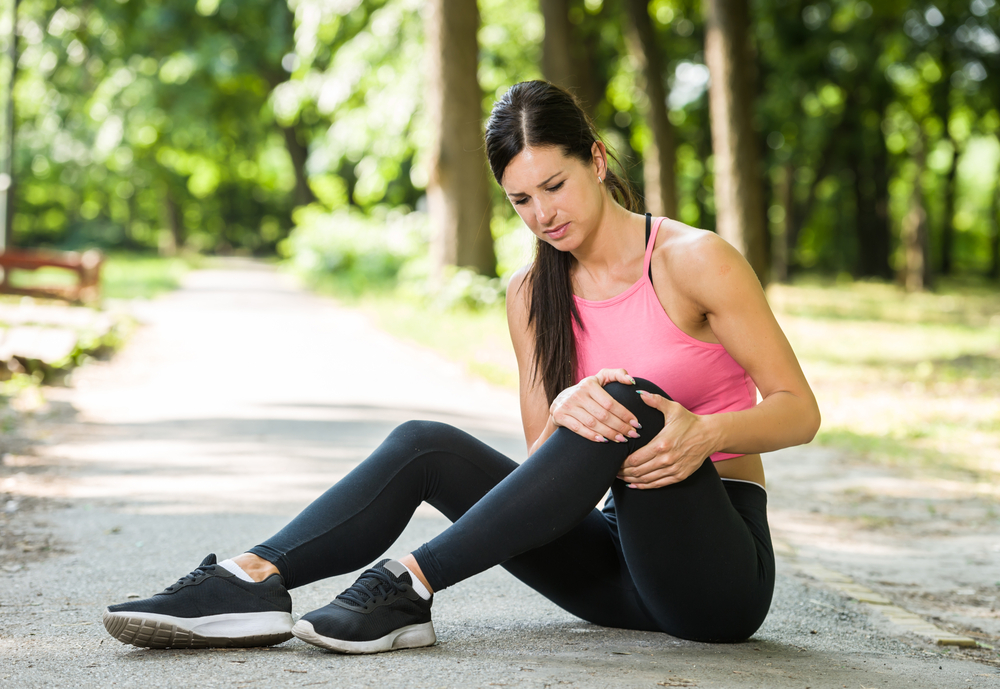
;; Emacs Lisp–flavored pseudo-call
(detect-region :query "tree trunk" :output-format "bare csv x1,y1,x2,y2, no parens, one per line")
940,136,959,276
991,145,1000,281
623,0,677,218
772,162,793,282
704,0,768,284
853,120,891,279
425,0,496,276
540,0,599,118
900,142,931,292
0,0,18,250
160,183,183,257
282,125,317,207
990,192,1000,281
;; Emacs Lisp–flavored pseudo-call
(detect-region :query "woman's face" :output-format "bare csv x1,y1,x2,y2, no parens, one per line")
500,144,605,250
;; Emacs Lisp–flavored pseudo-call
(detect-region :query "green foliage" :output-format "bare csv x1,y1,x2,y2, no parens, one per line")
280,204,427,295
5,0,1000,285
281,203,511,310
101,252,194,300
11,0,300,254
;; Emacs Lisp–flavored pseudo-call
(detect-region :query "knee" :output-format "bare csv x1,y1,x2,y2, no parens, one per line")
388,420,455,446
600,378,672,433
602,378,670,412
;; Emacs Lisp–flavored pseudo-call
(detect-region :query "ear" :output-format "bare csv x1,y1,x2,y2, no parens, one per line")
590,141,608,179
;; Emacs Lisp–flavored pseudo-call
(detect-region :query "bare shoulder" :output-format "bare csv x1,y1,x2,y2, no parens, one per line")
652,218,763,310
506,264,535,337
506,264,532,313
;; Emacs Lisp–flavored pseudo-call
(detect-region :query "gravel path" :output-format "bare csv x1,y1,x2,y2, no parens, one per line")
1,262,997,688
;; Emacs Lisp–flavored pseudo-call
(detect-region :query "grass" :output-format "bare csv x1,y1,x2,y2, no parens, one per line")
766,279,1000,482
101,252,197,300
322,274,1000,485
363,296,517,389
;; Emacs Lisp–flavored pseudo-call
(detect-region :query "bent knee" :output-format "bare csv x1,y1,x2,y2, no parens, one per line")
602,377,671,411
389,420,456,444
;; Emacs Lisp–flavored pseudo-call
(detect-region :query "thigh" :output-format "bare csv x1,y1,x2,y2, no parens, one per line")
612,460,775,642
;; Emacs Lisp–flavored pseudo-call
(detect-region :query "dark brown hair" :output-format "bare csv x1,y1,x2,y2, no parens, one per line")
484,81,639,404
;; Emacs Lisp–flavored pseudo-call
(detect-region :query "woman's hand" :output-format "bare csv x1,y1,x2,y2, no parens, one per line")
617,390,719,488
550,368,642,443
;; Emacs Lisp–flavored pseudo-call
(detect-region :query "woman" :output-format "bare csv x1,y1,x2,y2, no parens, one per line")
103,81,819,653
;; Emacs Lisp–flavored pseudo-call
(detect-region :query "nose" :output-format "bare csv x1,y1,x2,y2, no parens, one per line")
534,198,553,225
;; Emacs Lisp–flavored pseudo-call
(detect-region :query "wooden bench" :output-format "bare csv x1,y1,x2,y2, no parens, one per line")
0,248,104,304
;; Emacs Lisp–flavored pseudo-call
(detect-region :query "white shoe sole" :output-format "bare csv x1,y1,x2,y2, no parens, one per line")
103,610,294,649
291,619,436,654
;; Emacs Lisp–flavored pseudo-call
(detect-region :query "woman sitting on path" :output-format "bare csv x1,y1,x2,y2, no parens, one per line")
103,80,820,653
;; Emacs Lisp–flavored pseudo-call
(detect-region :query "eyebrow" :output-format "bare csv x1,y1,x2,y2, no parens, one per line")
507,171,564,197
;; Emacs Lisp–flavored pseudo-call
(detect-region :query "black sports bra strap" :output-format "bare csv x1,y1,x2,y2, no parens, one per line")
645,213,653,283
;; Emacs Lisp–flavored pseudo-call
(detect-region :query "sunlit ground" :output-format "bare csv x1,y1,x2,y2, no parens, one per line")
359,277,1000,485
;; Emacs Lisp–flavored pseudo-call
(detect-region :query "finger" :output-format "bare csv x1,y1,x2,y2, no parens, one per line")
628,474,685,489
620,456,676,480
557,406,634,443
595,368,636,387
555,396,633,442
636,390,669,410
623,465,683,487
579,397,640,442
585,383,642,434
553,411,612,443
621,444,659,470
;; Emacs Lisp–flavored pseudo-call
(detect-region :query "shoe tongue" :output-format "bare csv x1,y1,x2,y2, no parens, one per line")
373,559,411,586
199,554,218,568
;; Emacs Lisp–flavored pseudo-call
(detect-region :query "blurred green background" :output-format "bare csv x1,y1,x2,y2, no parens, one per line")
5,0,1000,287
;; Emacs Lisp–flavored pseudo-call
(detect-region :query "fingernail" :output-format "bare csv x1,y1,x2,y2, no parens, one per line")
628,430,640,439
596,435,609,443
627,376,635,384
627,483,637,489
630,420,642,429
614,434,626,443
636,390,647,396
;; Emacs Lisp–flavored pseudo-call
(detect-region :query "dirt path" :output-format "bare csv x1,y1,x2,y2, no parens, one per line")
1,261,997,688
767,444,1000,650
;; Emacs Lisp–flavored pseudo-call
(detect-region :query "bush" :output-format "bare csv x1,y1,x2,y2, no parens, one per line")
398,260,506,311
279,205,428,295
281,204,511,310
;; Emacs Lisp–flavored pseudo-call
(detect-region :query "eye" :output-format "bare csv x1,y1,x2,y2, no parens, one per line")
546,181,565,192
512,197,529,206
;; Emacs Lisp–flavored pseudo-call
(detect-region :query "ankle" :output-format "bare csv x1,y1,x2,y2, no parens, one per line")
398,554,434,595
232,553,280,583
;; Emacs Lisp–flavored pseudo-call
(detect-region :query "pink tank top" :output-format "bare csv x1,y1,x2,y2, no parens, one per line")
572,216,757,462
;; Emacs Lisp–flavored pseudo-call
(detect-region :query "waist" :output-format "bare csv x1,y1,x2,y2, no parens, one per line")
713,453,765,488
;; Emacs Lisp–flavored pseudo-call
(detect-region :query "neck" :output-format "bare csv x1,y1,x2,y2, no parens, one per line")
570,199,643,282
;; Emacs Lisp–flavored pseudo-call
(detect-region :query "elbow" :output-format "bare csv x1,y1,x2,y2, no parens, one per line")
802,401,821,445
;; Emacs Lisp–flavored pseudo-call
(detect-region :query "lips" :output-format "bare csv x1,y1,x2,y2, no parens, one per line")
544,223,569,240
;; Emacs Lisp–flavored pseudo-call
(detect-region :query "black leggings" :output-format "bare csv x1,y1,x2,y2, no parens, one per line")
249,379,775,642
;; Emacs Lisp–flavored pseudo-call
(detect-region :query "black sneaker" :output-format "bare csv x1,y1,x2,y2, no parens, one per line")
292,559,435,654
102,554,294,649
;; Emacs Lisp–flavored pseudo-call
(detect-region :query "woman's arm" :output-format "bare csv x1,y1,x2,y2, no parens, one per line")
506,267,555,454
618,230,821,488
506,267,641,455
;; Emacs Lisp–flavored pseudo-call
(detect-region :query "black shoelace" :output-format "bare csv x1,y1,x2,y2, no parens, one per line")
336,568,401,608
163,563,217,593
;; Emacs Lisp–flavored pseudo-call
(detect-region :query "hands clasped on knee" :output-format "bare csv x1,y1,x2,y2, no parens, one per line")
550,368,719,489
